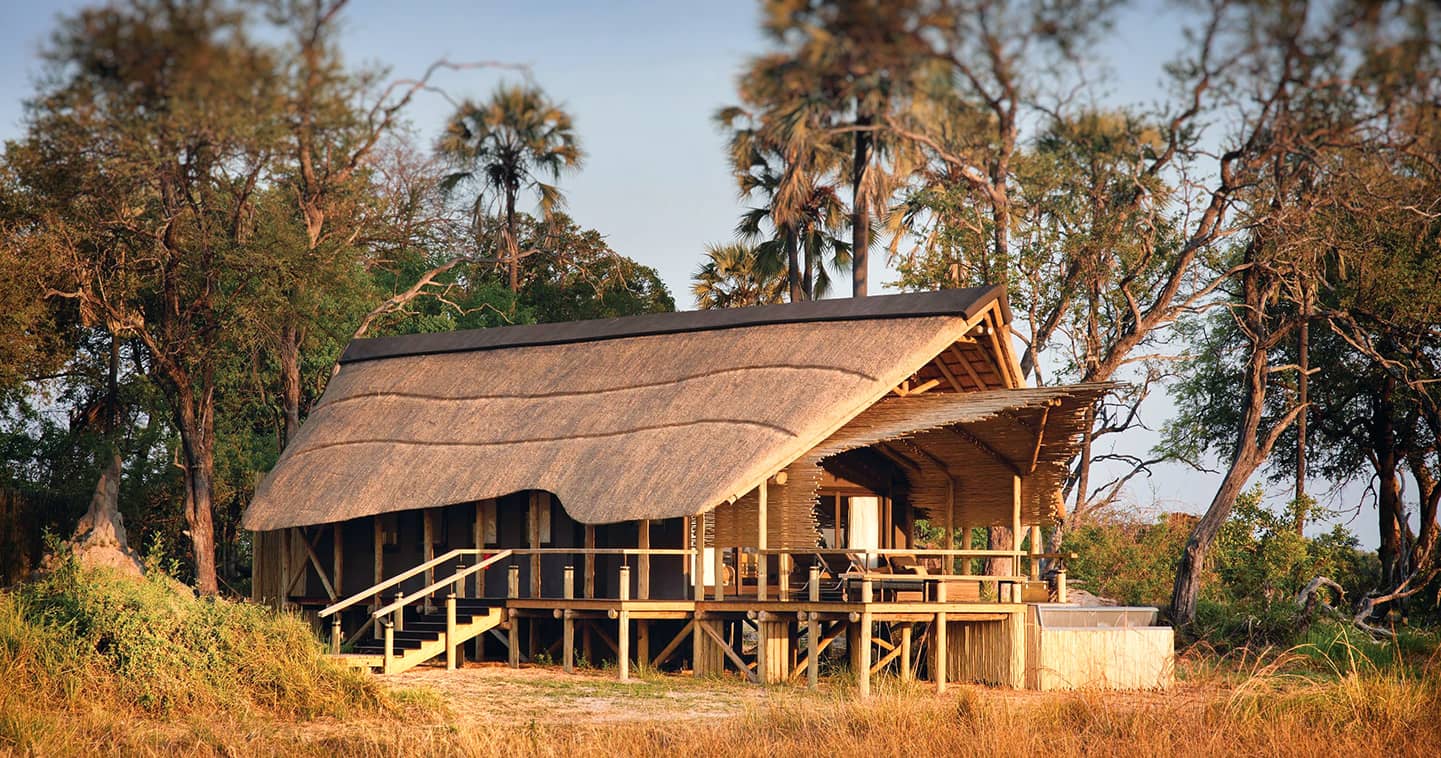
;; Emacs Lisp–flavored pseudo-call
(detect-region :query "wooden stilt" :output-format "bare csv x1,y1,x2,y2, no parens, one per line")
713,514,725,601
936,581,948,693
423,510,435,612
638,621,650,670
507,565,520,668
563,566,575,673
445,594,457,671
372,517,383,638
901,624,913,681
618,565,631,681
858,578,873,698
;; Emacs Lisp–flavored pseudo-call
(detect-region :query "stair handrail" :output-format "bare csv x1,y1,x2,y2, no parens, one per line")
319,547,483,618
371,549,514,619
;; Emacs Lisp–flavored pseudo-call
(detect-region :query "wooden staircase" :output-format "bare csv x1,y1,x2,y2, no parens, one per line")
330,599,505,675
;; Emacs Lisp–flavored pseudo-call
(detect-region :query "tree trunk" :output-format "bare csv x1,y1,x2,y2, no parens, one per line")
175,386,219,595
851,114,872,298
785,228,801,303
278,322,303,449
984,527,1013,581
1294,309,1309,533
505,187,520,293
802,239,814,301
1169,450,1259,627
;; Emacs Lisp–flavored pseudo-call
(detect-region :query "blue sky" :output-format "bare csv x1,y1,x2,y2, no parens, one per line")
0,1,1383,547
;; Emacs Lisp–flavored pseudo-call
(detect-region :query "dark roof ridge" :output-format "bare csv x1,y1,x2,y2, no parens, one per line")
339,285,1008,365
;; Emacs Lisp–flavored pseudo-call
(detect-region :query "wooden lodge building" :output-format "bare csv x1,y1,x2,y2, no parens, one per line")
242,287,1173,692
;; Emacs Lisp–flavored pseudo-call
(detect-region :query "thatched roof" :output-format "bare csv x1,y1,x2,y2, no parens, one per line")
241,287,1089,532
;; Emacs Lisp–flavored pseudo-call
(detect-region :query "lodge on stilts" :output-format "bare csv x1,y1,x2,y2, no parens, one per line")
242,287,1173,693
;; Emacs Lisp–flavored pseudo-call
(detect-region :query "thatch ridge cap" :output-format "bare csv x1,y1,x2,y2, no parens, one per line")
340,285,1007,365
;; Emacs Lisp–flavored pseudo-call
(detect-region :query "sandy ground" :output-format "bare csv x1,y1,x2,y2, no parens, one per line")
383,662,1214,725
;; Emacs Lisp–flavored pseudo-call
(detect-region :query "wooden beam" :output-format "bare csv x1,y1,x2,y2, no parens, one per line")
947,425,1021,476
931,355,966,393
897,437,949,473
875,442,923,474
947,344,987,390
945,476,956,554
298,527,336,601
1028,404,1051,474
699,620,759,683
650,620,696,669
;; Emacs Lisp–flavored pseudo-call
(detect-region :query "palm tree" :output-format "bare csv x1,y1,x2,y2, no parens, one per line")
691,242,787,309
439,83,583,292
718,106,851,302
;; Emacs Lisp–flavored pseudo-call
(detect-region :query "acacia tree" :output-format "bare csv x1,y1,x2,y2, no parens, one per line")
3,0,283,593
439,84,583,294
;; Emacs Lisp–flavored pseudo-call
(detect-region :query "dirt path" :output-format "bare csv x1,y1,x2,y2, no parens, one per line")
385,662,1216,725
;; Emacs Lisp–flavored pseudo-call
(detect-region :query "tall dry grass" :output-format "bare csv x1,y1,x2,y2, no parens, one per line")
3,564,1437,757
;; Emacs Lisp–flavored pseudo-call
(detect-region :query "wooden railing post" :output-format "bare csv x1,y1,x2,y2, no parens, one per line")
330,615,341,655
1056,569,1068,604
618,565,631,682
563,566,575,673
393,592,405,632
807,564,820,690
453,564,466,600
507,565,520,668
445,593,458,671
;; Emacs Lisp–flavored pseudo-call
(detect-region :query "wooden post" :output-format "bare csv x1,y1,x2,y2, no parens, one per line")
1029,525,1041,581
1012,474,1022,584
332,523,343,597
713,515,725,602
682,515,692,590
901,624,913,682
961,525,973,576
481,501,492,602
638,622,650,670
936,581,948,693
393,592,404,632
779,553,791,601
372,518,384,639
278,528,290,610
423,509,435,612
638,519,651,600
330,615,341,655
563,565,575,672
807,565,819,690
507,565,520,668
858,578,873,698
618,565,631,681
529,493,543,598
757,480,768,602
382,620,395,675
1056,569,1068,603
945,478,956,562
445,593,458,671
584,524,596,599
